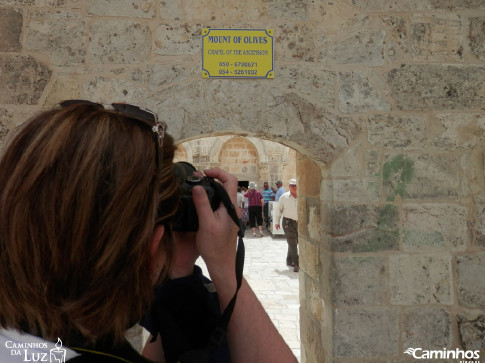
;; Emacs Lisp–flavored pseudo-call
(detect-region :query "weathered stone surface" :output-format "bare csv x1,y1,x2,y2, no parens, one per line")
44,78,79,106
300,239,319,281
431,0,485,9
434,113,485,149
368,114,428,149
402,203,468,251
339,71,390,113
410,13,464,62
149,82,207,140
456,253,485,307
387,65,485,111
331,143,364,177
26,10,86,66
473,195,485,247
300,308,326,363
82,76,148,104
329,204,399,253
0,55,51,105
381,15,408,61
87,0,156,18
334,308,398,357
325,179,379,202
0,8,22,52
248,0,308,21
332,256,387,306
0,108,14,145
402,307,451,349
320,30,385,66
146,64,197,91
469,17,485,61
274,23,314,61
277,65,335,108
88,20,151,63
390,255,452,304
352,0,433,12
457,314,485,351
153,23,202,55
383,153,461,200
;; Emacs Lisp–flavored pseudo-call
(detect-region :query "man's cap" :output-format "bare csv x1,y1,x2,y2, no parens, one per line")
289,178,297,185
276,180,282,185
249,182,257,189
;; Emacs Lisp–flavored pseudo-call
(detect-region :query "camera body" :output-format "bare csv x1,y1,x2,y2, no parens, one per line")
172,162,221,231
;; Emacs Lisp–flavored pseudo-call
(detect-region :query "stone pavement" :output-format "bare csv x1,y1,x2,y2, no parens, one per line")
196,228,301,361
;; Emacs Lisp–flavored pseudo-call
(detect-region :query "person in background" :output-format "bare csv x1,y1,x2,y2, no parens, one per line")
0,101,297,363
274,179,299,272
244,182,264,237
261,182,275,230
240,186,249,227
275,180,285,202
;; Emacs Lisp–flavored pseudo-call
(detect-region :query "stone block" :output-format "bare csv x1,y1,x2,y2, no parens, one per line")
87,0,155,18
339,71,390,113
352,0,433,11
331,256,387,306
297,156,321,198
410,13,464,62
390,254,452,305
383,153,461,200
300,310,326,363
456,253,485,307
320,30,385,66
329,204,399,253
146,64,197,91
331,143,364,178
402,203,468,251
83,76,148,104
0,55,51,105
469,17,485,61
88,20,151,63
473,195,485,247
325,179,379,202
430,0,485,9
274,23,314,61
300,239,318,280
0,108,14,146
387,64,485,111
457,314,485,351
44,78,79,107
277,65,335,108
402,307,451,349
334,307,399,358
368,114,428,150
433,113,485,149
153,23,202,55
26,10,86,66
0,8,22,52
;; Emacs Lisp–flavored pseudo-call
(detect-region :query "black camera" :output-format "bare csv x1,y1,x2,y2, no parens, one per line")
172,162,221,231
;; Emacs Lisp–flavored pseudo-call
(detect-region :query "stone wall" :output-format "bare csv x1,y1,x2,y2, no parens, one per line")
0,1,484,362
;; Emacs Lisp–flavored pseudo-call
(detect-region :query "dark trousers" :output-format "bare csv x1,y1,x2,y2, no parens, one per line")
263,202,270,228
282,217,298,266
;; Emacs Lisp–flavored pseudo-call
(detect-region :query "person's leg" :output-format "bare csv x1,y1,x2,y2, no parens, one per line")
256,206,264,236
249,206,257,236
283,218,299,270
263,203,269,229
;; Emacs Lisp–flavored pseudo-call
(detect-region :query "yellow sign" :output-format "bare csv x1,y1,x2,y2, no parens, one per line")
202,29,274,78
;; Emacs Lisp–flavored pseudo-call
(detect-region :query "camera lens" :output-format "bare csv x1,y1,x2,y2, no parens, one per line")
186,175,202,184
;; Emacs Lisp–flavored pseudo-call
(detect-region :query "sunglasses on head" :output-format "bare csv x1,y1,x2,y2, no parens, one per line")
60,99,167,172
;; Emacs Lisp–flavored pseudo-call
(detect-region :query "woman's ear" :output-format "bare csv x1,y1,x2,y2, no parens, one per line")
149,225,165,280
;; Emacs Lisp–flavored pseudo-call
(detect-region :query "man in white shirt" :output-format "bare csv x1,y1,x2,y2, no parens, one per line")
274,179,299,272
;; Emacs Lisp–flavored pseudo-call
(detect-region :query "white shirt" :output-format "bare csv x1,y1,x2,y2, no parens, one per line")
274,191,298,223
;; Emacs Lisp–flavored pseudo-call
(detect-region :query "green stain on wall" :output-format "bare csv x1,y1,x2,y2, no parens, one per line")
383,154,414,201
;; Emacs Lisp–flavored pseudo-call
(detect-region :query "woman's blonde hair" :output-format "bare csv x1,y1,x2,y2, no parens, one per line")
0,102,178,346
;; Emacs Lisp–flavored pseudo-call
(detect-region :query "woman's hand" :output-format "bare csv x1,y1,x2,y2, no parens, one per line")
191,168,239,304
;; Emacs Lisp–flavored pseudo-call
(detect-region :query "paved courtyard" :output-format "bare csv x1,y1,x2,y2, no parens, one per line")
197,229,301,361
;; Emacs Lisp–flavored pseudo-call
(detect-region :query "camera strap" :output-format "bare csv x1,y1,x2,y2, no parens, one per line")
178,182,245,363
